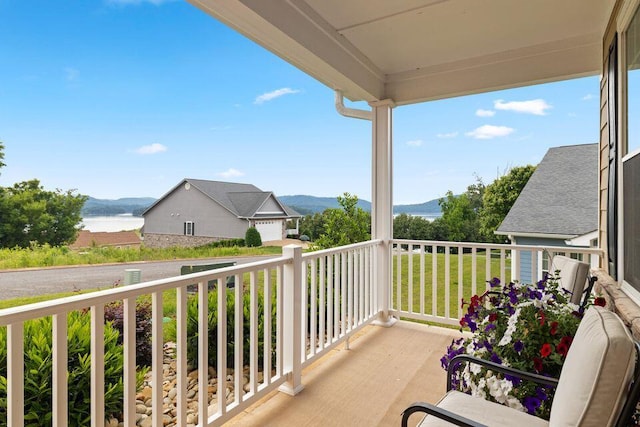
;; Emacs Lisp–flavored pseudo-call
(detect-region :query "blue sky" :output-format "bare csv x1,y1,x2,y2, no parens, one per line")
0,0,600,205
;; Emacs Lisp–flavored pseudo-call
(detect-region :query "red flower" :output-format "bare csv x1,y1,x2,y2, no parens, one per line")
549,321,559,336
540,343,553,358
556,336,573,357
533,357,543,372
538,310,546,326
594,297,606,307
459,317,467,327
488,313,498,322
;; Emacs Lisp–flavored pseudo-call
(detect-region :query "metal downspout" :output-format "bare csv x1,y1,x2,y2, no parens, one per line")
334,90,373,121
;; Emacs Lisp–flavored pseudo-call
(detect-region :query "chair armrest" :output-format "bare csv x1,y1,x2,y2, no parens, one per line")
446,354,559,391
401,401,488,427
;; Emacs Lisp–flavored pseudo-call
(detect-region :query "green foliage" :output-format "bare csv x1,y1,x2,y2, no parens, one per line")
0,311,147,426
185,287,276,370
314,193,371,249
480,165,536,242
245,227,262,247
438,177,486,242
0,141,5,172
0,244,282,270
393,213,435,240
104,300,153,367
0,179,87,248
298,212,326,240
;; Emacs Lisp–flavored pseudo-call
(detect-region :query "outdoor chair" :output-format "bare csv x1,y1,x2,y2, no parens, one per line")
401,306,640,427
550,255,594,307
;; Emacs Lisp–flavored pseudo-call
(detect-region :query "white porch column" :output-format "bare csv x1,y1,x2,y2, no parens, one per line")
370,99,397,327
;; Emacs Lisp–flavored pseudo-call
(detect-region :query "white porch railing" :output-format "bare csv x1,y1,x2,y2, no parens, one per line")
0,238,604,425
390,239,604,326
0,240,381,427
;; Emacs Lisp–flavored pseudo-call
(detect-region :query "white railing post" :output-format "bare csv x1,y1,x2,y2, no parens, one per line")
279,245,304,396
7,322,24,426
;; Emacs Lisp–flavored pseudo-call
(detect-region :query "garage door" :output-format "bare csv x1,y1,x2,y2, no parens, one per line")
254,220,282,242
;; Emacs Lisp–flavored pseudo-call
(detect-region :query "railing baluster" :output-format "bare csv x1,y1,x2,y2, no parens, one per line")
310,259,317,356
334,253,340,339
500,249,506,284
235,274,243,404
53,313,68,427
445,247,450,320
396,243,402,311
347,251,353,331
327,254,334,345
122,298,136,427
200,281,211,423
250,271,258,396
91,305,105,427
458,245,463,320
420,245,425,316
8,322,24,427
277,265,283,377
151,291,163,427
319,257,326,351
432,245,437,317
263,268,272,386
471,247,477,297
408,243,414,314
341,252,347,336
176,285,188,427
511,247,519,283
486,248,491,291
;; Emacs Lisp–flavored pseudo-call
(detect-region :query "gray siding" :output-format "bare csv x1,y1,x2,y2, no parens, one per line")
258,196,285,214
144,186,249,239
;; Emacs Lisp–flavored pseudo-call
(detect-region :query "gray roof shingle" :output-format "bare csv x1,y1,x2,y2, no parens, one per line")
496,143,598,237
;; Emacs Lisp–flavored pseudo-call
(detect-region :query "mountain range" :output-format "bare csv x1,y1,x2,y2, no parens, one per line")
81,195,442,217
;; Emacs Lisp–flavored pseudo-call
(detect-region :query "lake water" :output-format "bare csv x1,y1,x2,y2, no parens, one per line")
81,215,144,232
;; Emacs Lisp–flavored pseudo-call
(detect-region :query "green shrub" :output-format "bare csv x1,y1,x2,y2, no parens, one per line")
104,300,153,367
0,311,147,426
186,287,276,370
245,227,262,247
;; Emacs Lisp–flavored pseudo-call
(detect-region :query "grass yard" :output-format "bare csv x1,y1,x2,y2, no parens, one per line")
392,249,511,320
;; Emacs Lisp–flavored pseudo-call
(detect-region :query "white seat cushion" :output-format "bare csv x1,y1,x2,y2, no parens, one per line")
549,306,635,427
418,391,549,427
550,255,590,305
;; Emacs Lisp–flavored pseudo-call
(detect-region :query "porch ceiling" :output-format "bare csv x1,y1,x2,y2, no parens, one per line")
188,0,615,105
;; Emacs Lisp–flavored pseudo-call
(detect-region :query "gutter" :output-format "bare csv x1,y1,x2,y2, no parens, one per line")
334,90,372,121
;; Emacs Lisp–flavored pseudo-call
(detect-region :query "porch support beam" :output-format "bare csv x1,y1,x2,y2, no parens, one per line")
370,99,397,327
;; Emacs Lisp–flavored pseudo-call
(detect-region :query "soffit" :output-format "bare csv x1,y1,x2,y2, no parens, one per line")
188,0,616,105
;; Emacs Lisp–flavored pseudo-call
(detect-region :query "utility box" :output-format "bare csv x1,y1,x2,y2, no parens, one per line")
124,269,142,285
181,262,236,291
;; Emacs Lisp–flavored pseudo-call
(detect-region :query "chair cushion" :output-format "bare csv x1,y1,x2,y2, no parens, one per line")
418,391,549,427
550,255,590,305
549,306,635,427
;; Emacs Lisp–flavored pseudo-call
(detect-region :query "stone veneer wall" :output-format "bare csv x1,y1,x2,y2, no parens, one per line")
593,269,640,340
143,233,221,249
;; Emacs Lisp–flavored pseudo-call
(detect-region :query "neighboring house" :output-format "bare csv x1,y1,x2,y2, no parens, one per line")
70,230,141,249
496,143,598,282
142,179,301,248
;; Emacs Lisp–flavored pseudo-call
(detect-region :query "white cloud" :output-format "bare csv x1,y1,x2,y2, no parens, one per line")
465,125,514,140
106,0,178,5
64,67,79,81
254,88,300,105
475,109,495,117
436,132,458,138
136,143,167,154
217,168,245,178
406,139,423,147
494,99,551,115
582,94,594,101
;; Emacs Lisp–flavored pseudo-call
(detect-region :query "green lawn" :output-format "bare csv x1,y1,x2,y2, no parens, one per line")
392,250,511,320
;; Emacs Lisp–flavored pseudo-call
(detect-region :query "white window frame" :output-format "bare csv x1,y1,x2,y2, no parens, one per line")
617,0,640,304
185,221,194,236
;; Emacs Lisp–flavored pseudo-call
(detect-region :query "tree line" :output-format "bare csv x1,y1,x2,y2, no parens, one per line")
0,142,87,248
298,165,535,247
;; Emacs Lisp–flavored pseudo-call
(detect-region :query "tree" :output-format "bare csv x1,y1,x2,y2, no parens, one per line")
480,165,536,242
0,141,5,172
438,178,486,242
0,179,87,248
314,193,370,249
298,212,326,240
393,213,433,240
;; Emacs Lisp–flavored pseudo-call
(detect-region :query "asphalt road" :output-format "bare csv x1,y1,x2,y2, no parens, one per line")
0,255,276,301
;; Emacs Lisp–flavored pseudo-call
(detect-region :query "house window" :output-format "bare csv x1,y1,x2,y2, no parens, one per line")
184,221,195,236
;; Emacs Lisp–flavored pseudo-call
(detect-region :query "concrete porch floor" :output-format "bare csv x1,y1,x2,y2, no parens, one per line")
227,320,463,426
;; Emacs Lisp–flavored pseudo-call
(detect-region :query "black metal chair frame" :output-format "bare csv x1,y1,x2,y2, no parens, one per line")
401,342,640,427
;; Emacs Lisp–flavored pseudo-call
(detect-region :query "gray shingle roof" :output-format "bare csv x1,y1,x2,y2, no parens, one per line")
496,144,598,237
